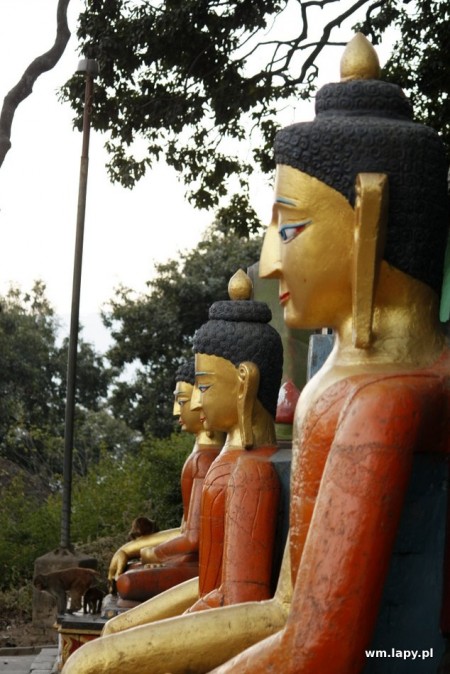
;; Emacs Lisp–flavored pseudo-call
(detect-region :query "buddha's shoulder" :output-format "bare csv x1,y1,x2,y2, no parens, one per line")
301,348,450,425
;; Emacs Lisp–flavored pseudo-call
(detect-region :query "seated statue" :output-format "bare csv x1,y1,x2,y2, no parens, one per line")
212,34,450,673
108,360,223,602
62,270,284,673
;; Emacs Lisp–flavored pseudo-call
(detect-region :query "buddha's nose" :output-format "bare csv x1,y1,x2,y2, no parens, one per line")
190,386,202,411
260,223,282,279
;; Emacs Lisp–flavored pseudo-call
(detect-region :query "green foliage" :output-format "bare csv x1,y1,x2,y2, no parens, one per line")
72,408,141,476
0,433,191,590
64,0,288,213
0,584,33,626
63,0,384,234
55,337,114,412
72,432,190,538
103,230,262,436
0,281,113,478
0,282,60,467
357,0,450,158
62,1,449,235
0,475,60,590
139,433,192,529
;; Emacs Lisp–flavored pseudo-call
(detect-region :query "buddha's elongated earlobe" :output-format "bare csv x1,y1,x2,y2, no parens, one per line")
352,173,389,348
237,362,260,449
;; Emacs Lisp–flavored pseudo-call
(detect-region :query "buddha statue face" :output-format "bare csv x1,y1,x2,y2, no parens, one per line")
192,270,283,446
192,353,241,434
173,380,203,435
261,164,355,330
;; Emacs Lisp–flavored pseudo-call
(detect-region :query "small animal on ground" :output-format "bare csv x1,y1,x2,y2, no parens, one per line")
33,567,100,614
83,586,105,614
127,516,159,540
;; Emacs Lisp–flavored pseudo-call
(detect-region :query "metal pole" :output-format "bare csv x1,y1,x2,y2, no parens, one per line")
60,59,98,549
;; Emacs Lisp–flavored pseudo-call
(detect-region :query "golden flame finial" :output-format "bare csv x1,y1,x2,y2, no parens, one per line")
340,33,381,82
228,269,253,300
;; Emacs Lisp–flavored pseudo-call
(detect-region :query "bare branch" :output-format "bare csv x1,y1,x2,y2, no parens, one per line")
232,0,374,86
296,0,373,82
0,0,71,168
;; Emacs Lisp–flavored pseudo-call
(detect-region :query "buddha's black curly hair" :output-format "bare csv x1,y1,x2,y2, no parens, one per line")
275,79,449,296
175,359,195,386
193,300,283,418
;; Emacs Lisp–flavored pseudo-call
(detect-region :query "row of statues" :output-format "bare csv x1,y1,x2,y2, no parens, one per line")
107,359,223,604
63,34,449,673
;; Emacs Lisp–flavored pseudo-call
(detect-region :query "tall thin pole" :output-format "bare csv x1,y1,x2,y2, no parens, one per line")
60,59,98,549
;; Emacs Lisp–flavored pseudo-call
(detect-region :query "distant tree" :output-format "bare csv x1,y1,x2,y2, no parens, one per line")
0,281,112,477
63,1,448,233
103,229,262,436
56,336,113,412
70,432,191,542
0,432,191,590
0,0,71,168
72,408,141,475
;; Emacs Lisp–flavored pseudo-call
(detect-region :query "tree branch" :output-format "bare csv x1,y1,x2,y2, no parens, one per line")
0,0,71,168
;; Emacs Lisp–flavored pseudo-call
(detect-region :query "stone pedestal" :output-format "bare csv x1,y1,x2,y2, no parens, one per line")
55,613,106,671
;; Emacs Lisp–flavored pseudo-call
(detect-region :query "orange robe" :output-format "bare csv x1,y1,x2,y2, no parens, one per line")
214,351,450,673
188,446,281,611
117,444,219,601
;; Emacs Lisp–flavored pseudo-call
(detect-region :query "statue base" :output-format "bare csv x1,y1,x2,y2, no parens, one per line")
55,612,107,670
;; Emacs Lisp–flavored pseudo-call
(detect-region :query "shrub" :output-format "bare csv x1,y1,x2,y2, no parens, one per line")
0,433,191,591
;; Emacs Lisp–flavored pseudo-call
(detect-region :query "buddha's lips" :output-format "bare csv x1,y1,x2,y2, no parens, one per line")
279,291,290,304
200,416,206,424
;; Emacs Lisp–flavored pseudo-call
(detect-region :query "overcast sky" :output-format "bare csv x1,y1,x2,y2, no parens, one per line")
0,1,394,351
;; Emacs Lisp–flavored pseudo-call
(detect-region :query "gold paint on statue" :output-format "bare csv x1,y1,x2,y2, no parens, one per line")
108,378,223,582
172,380,198,426
103,577,200,635
340,32,381,81
63,33,448,674
228,268,253,300
64,594,289,674
192,354,276,450
62,270,283,673
262,163,445,425
108,528,182,583
352,173,388,348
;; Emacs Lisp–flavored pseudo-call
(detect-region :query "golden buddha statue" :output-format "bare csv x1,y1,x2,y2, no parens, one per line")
62,271,284,673
108,360,223,604
211,33,450,673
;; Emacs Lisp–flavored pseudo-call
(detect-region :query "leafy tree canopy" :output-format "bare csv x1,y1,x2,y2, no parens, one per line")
357,0,450,157
62,1,449,235
0,432,190,589
0,281,112,477
103,228,262,436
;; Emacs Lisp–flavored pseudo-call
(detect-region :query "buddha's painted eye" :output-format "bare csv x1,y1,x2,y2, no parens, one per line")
198,384,211,394
279,218,312,243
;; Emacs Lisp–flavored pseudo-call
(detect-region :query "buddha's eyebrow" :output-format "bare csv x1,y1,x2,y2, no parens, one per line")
276,196,297,206
195,371,213,377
